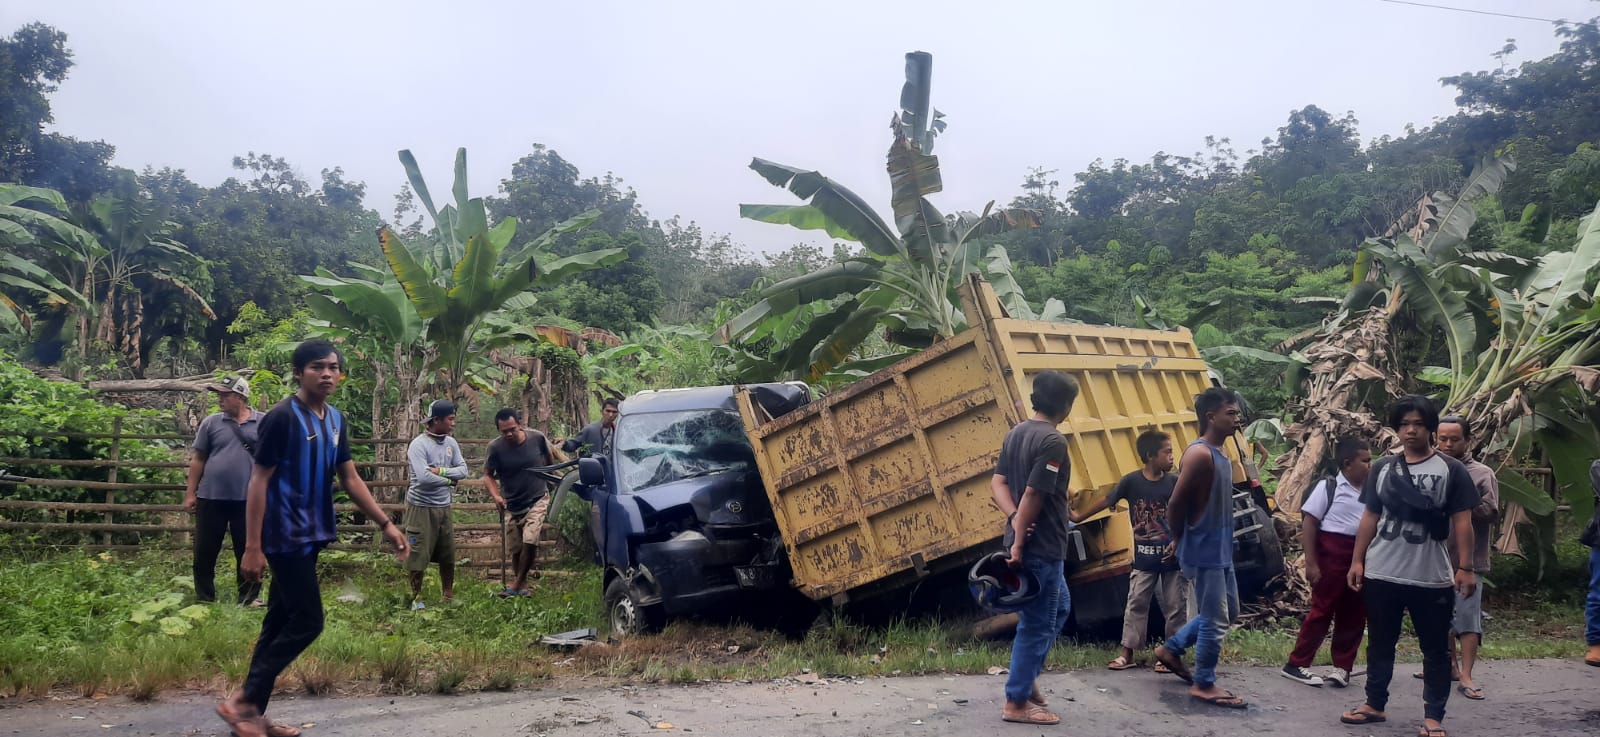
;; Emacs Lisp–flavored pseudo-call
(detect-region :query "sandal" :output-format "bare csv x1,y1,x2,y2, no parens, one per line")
1191,690,1248,709
216,701,267,737
1418,727,1447,737
265,722,303,737
1107,655,1135,671
1153,661,1172,674
1002,705,1060,725
1457,684,1484,700
1152,646,1193,684
1340,706,1386,725
1412,670,1460,681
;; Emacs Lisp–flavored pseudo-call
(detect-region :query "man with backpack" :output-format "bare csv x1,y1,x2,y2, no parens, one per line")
1340,395,1480,737
1282,436,1372,688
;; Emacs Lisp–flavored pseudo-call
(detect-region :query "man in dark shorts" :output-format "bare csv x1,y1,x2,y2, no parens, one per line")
185,374,264,605
1073,429,1187,672
990,370,1079,726
215,340,408,737
484,408,555,598
1155,387,1249,709
404,399,468,609
558,398,617,457
1340,395,1480,737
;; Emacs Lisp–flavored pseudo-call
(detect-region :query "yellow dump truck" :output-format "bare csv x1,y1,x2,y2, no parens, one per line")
732,276,1282,630
571,276,1281,635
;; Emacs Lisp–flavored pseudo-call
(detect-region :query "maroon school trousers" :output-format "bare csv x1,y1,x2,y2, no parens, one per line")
1288,531,1365,670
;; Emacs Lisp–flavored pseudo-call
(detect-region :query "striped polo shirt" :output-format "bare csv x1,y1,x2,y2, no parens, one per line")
252,395,352,556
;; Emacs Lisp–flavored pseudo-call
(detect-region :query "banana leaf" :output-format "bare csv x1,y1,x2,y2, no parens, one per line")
747,158,902,259
716,259,884,344
1494,466,1557,516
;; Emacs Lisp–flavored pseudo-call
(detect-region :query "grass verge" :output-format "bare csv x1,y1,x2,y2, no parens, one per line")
0,542,1589,700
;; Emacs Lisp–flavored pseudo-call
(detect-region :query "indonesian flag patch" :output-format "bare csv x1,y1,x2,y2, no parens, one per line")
1044,461,1061,474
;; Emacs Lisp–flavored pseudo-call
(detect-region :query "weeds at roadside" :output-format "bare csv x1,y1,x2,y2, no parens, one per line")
0,546,1588,700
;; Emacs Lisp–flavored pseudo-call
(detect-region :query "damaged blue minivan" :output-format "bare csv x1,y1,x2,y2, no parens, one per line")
568,383,809,634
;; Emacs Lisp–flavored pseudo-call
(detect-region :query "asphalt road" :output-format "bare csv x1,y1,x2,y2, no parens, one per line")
3,659,1597,736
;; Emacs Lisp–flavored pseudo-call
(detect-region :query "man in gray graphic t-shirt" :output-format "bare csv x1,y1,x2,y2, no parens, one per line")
1342,395,1478,737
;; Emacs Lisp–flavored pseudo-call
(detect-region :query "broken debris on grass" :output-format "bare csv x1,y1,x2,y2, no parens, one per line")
539,627,598,650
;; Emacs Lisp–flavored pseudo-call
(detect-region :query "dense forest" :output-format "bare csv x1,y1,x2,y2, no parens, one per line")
2,18,1599,433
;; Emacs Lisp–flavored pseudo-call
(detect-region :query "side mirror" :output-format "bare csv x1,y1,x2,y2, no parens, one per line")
578,456,606,487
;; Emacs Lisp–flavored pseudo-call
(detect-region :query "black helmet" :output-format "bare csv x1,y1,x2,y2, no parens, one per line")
968,552,1040,613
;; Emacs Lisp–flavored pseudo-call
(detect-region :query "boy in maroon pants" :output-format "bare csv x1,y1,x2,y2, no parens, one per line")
1282,437,1372,687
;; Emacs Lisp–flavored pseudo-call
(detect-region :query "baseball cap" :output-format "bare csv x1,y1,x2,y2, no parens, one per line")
207,374,251,399
427,399,458,421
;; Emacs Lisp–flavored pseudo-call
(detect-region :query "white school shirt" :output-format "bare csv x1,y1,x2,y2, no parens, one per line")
1303,472,1364,537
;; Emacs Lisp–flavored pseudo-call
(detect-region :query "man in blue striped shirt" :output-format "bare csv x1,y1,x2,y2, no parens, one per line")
216,340,408,737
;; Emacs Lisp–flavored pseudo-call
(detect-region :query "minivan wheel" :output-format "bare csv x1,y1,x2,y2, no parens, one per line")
604,577,663,636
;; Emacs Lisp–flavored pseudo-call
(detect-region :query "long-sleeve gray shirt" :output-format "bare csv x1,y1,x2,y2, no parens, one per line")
407,433,468,507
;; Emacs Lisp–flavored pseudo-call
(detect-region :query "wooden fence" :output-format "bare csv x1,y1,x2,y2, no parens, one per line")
0,421,568,571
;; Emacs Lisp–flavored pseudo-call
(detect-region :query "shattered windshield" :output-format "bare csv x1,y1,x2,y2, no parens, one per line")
616,410,755,493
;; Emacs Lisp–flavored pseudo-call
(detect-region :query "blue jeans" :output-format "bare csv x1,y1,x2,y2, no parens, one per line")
1005,558,1070,704
1587,548,1600,646
1163,565,1238,689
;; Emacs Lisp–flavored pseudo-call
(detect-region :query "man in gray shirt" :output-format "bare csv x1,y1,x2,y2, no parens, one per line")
1432,416,1499,700
185,375,263,605
1341,396,1479,737
404,400,468,608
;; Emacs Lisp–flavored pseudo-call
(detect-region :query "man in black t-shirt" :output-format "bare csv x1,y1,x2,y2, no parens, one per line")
1073,430,1185,672
485,408,555,597
990,371,1079,726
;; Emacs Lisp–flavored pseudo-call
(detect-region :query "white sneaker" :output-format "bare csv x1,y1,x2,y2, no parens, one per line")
1325,667,1350,688
1280,664,1324,686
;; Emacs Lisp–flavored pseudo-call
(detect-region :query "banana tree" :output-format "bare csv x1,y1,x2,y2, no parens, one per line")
717,52,1041,380
0,185,96,334
376,148,626,399
1270,156,1515,512
1440,199,1600,521
299,260,430,450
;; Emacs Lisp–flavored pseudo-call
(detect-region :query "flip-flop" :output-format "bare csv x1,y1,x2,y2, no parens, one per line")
1457,684,1484,700
1152,646,1193,684
1340,707,1387,725
215,701,267,737
1107,655,1135,671
265,722,303,737
1418,727,1447,737
1001,705,1060,725
1153,661,1172,674
1413,671,1460,681
1191,690,1248,709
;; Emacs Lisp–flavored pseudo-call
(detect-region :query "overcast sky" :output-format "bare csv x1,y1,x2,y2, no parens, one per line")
14,1,1599,254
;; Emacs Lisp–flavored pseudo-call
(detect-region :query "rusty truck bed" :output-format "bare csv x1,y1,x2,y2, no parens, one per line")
736,277,1233,604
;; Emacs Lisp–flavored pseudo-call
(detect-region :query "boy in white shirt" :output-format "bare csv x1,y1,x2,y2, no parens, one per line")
1282,437,1372,688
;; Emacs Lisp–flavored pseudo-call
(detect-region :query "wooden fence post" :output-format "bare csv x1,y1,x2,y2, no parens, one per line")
104,416,122,546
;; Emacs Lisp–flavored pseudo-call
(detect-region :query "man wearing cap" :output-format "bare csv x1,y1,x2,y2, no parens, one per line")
404,399,468,608
185,374,264,605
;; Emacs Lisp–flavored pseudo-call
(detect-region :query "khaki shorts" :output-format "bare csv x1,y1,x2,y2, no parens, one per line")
403,504,454,572
507,495,551,557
